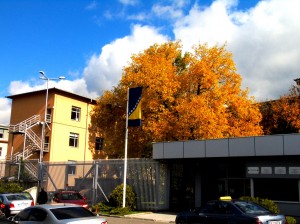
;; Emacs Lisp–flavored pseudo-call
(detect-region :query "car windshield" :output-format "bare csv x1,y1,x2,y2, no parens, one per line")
50,207,95,220
6,194,30,201
234,201,271,215
61,193,83,200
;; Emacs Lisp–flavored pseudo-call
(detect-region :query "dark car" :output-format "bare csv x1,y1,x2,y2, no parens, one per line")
175,197,287,224
0,216,17,224
53,191,88,208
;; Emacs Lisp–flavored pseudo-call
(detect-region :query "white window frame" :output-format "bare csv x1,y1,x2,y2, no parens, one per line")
71,106,81,121
67,160,77,175
69,133,79,147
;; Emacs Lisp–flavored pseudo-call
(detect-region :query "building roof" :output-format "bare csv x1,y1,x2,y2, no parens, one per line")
153,133,300,159
6,88,97,104
0,124,9,129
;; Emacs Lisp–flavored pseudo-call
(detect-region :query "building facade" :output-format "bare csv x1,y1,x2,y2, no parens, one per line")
0,124,9,177
153,134,300,218
6,88,96,184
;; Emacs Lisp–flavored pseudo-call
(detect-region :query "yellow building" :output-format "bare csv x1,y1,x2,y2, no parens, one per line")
6,88,96,182
0,124,9,177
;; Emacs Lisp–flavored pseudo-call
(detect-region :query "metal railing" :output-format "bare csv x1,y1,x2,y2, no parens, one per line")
9,114,41,133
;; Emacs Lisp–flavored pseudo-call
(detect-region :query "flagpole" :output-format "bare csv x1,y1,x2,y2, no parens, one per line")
122,88,129,208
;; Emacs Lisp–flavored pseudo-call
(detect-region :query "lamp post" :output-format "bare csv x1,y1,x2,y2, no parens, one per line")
39,71,65,187
294,78,300,96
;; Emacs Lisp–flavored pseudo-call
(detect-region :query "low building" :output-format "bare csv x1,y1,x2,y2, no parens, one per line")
5,88,96,189
153,133,300,218
0,124,9,177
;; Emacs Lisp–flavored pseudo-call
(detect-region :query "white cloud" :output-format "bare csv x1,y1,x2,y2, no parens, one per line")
82,24,168,94
173,0,300,100
8,79,97,99
0,98,11,125
8,81,42,95
119,0,138,6
2,0,300,125
174,1,237,50
85,1,97,10
152,4,184,20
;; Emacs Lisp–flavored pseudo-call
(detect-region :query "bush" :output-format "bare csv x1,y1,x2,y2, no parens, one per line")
287,216,297,224
0,181,23,193
109,206,131,216
109,184,136,210
239,196,297,224
239,196,279,214
91,202,112,213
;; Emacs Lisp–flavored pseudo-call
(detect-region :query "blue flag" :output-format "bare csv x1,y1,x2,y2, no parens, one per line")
128,87,142,127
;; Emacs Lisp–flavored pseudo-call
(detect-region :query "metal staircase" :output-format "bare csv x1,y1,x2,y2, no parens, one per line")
9,115,41,133
9,114,44,180
10,114,43,161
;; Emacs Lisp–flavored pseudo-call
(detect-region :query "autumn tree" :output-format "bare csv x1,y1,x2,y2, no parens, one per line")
260,86,300,134
89,41,263,159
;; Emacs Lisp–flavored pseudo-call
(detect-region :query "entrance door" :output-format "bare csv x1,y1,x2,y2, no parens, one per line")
217,179,251,199
169,163,195,211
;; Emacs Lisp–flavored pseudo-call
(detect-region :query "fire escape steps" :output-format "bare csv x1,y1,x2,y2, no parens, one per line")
9,114,45,180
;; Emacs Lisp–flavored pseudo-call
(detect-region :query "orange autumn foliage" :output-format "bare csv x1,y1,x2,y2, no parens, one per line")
260,87,300,134
90,41,263,158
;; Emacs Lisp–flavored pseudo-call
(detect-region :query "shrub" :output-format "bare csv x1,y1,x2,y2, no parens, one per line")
91,202,112,213
239,196,279,214
109,206,131,216
0,181,23,193
286,216,297,224
109,184,136,210
239,196,297,224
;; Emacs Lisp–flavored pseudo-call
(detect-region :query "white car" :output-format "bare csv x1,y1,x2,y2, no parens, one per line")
11,203,107,224
0,193,34,217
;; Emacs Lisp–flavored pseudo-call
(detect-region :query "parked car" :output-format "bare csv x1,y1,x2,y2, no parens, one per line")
11,203,108,224
52,191,88,208
0,193,34,218
175,196,288,224
0,216,17,224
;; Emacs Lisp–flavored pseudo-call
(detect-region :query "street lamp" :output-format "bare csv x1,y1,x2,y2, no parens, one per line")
294,78,300,96
39,71,65,186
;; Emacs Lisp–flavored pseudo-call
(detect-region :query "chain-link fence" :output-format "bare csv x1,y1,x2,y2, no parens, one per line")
1,158,169,211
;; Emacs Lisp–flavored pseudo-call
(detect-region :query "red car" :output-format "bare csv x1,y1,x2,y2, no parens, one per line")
52,191,88,209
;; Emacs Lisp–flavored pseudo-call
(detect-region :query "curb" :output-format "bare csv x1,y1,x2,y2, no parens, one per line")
100,213,176,223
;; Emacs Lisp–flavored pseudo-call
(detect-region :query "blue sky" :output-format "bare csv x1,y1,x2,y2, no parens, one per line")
1,0,300,125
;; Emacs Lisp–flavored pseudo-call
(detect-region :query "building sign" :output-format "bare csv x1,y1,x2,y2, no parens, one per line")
274,167,286,175
261,167,272,174
247,167,259,175
289,167,300,175
247,165,300,178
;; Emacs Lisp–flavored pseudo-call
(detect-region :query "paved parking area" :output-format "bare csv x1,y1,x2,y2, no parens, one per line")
124,212,176,223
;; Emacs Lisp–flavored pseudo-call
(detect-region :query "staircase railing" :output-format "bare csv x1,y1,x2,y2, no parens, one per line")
12,142,38,162
9,115,41,133
24,160,38,180
26,128,42,149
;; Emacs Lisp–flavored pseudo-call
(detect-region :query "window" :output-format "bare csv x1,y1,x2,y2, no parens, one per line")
0,147,2,157
0,129,3,138
71,106,81,121
44,136,50,151
67,160,76,175
69,133,79,147
46,108,52,123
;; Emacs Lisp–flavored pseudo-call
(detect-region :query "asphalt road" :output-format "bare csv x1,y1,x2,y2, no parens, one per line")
104,216,170,224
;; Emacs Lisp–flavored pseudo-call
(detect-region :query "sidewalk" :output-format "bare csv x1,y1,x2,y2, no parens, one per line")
124,212,176,223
